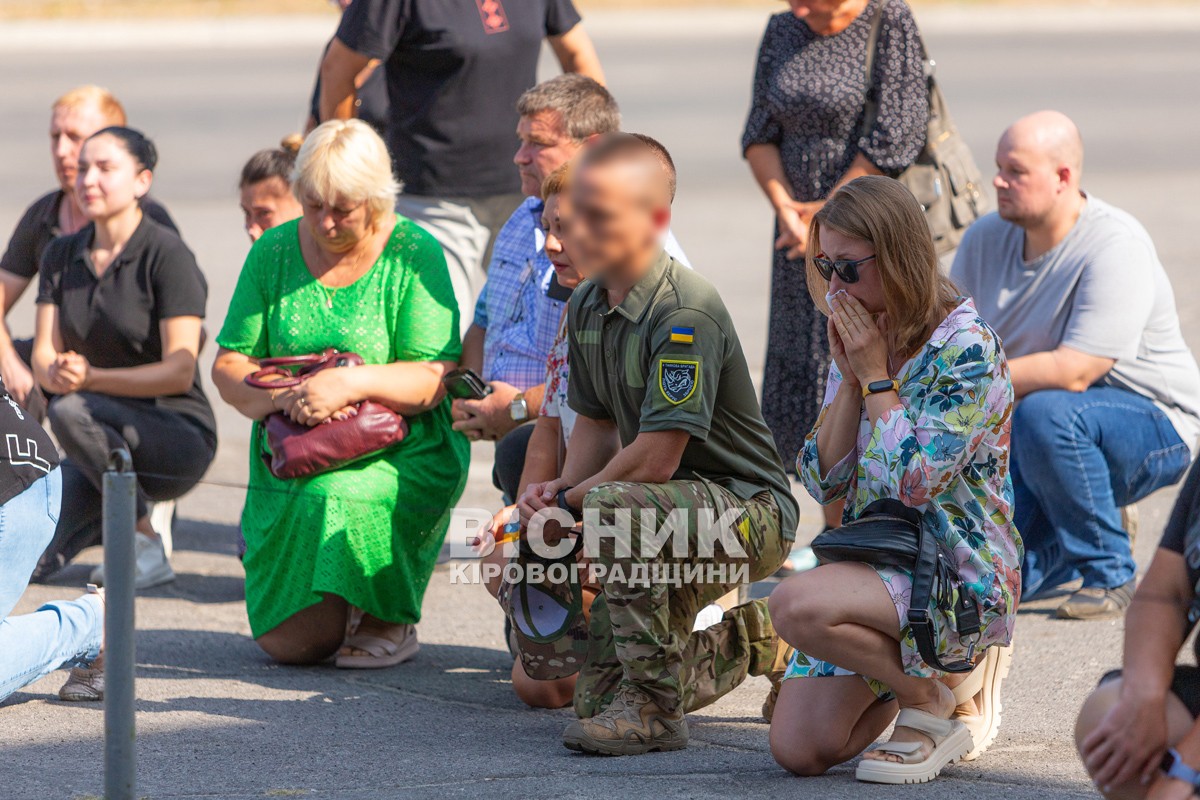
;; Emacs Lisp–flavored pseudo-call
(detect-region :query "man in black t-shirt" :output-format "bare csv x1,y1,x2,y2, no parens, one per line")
0,376,106,705
0,86,178,417
305,1,388,136
318,0,605,332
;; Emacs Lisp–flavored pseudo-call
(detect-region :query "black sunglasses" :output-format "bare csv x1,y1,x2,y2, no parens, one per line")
813,254,876,284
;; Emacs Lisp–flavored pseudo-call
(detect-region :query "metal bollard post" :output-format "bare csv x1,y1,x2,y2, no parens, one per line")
103,448,137,800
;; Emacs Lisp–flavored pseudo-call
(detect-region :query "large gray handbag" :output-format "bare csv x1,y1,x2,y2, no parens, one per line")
861,0,989,255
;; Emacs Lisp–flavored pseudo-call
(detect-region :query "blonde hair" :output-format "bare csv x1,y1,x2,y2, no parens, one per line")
541,161,573,201
806,176,959,360
290,120,400,223
53,85,126,126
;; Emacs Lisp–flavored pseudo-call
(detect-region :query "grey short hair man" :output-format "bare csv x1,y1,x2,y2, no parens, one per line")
515,73,622,147
453,74,619,502
952,110,1200,620
453,75,689,505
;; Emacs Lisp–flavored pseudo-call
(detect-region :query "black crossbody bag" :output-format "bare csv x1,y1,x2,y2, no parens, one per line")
811,498,982,673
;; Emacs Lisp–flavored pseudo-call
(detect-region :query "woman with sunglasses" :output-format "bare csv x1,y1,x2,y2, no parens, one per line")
766,176,1021,784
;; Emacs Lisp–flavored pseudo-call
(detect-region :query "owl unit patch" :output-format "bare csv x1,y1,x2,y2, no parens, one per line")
659,359,699,405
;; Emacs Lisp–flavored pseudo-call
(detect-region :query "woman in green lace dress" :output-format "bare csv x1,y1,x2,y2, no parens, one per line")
213,120,469,667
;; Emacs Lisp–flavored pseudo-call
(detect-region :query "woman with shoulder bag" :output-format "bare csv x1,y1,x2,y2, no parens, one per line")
212,120,469,668
766,176,1021,784
741,0,928,538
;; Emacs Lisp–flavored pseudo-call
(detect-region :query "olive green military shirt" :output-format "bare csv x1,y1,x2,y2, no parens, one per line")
566,252,799,541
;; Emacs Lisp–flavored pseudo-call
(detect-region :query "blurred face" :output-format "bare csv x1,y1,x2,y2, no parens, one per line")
993,133,1065,227
819,224,885,314
76,134,151,222
241,177,304,243
541,193,583,289
786,0,851,20
301,195,374,253
50,103,111,194
569,162,669,286
514,110,580,198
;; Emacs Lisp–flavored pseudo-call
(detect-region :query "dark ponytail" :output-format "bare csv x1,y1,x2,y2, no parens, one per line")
90,126,157,172
239,134,303,190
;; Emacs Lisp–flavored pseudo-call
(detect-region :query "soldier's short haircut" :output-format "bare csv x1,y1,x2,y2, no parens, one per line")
576,132,673,206
630,133,677,203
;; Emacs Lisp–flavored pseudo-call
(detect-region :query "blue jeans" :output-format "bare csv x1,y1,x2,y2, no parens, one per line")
1014,387,1192,598
0,469,103,703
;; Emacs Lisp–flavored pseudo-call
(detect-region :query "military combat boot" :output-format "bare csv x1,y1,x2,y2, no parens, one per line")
562,685,688,755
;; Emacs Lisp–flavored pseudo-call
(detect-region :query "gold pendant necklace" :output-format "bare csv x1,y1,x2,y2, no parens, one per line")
317,242,366,310
319,284,340,309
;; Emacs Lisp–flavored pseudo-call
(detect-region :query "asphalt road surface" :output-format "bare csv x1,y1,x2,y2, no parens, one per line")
1,6,1199,799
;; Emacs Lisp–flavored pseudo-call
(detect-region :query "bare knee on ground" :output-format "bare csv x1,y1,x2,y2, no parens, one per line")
769,675,895,776
511,660,575,709
255,595,349,665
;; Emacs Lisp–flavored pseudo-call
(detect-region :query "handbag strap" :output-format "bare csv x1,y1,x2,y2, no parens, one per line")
859,0,934,144
258,350,338,370
908,522,981,674
243,349,342,390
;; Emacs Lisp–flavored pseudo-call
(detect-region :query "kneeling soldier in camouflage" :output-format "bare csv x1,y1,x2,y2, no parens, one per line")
517,133,799,755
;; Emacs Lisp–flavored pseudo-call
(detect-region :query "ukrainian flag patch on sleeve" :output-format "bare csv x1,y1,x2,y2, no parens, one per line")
670,325,695,344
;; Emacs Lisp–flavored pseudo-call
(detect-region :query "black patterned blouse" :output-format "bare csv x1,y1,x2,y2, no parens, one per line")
741,0,928,201
741,0,929,472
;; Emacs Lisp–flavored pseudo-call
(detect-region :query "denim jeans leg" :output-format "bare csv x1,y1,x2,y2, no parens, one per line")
0,470,61,618
1015,387,1191,597
1011,451,1077,600
0,469,104,702
0,596,104,702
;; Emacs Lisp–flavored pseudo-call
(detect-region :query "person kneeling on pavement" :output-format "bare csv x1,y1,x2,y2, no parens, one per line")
952,111,1200,620
476,162,594,709
1076,459,1200,800
768,176,1021,784
516,133,798,756
0,376,105,704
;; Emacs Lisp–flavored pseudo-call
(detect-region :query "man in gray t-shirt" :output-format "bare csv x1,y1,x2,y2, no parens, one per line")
953,111,1200,621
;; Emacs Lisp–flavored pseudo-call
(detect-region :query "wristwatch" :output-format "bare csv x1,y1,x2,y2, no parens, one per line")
509,392,529,422
862,378,900,399
1161,749,1200,793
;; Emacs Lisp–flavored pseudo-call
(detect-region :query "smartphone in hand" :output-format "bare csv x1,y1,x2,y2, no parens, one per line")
443,367,493,401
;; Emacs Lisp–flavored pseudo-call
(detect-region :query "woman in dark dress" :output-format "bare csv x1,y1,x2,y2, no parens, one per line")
742,0,928,518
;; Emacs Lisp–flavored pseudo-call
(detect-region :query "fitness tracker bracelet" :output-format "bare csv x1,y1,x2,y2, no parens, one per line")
862,378,900,399
1161,748,1200,793
556,487,581,520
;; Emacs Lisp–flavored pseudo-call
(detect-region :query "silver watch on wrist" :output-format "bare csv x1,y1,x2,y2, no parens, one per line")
509,392,528,422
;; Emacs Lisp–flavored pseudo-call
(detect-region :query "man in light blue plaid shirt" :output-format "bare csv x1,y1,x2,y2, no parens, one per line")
453,75,687,501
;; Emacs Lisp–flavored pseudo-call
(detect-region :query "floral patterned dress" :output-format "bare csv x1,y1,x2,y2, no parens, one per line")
784,298,1022,696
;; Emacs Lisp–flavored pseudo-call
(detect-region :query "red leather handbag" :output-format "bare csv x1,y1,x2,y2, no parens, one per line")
243,349,408,480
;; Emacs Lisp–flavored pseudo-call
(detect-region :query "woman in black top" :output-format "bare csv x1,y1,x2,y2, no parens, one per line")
1076,460,1200,800
741,0,927,505
30,127,216,589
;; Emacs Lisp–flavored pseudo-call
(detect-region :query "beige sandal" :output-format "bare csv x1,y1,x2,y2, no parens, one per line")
855,708,972,784
335,624,419,669
952,642,1013,761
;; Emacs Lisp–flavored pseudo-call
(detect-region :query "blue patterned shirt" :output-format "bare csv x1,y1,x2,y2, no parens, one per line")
476,196,689,389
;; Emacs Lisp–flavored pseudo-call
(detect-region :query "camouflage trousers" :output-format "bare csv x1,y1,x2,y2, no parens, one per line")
573,480,789,718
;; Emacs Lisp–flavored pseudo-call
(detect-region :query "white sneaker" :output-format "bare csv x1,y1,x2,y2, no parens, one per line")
149,500,176,559
89,532,175,590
